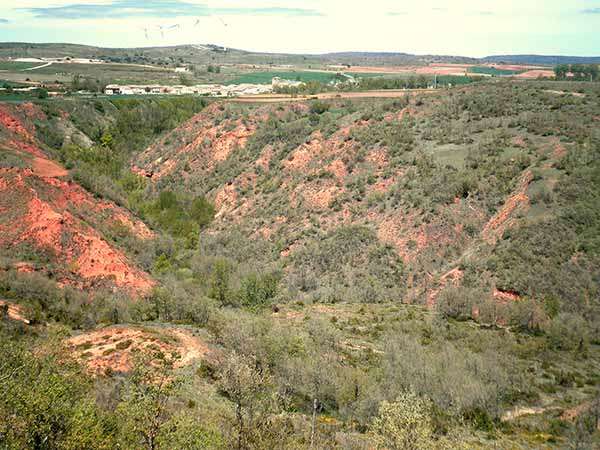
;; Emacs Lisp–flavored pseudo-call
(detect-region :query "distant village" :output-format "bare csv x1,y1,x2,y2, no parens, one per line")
104,77,303,97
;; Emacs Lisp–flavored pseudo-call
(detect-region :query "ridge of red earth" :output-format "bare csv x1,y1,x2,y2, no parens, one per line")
0,168,155,295
482,170,533,244
133,103,268,181
0,103,155,295
131,102,466,266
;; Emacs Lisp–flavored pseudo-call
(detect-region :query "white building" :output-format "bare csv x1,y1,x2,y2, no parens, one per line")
272,77,304,89
103,82,273,97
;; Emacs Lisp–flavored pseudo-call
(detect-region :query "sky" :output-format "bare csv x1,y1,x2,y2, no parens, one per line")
0,1,599,57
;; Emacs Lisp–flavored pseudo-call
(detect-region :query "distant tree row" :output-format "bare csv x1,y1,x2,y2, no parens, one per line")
554,64,599,81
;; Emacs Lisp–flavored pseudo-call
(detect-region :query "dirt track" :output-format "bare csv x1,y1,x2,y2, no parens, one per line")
231,89,436,103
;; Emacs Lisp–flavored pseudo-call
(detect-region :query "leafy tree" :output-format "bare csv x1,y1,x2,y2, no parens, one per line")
158,190,178,210
0,330,115,449
209,259,233,306
36,88,48,99
190,196,215,229
238,272,280,309
309,101,330,115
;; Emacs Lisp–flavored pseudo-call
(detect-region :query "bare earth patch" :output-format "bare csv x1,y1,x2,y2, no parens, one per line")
67,326,211,376
0,300,30,324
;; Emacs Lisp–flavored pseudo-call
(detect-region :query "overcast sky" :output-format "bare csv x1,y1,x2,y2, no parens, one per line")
0,1,599,56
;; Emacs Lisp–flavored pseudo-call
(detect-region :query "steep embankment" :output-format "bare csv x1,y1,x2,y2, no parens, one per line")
133,87,574,308
0,103,154,295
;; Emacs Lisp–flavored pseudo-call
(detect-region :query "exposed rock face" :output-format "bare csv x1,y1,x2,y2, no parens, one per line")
0,103,154,296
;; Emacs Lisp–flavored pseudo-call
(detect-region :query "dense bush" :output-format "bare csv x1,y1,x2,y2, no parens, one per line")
289,226,405,303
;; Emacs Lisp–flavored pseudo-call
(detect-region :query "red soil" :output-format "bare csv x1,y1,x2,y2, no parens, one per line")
511,136,527,148
553,141,567,159
560,402,592,422
31,157,68,178
73,232,154,292
0,106,33,140
493,289,520,303
9,139,46,158
482,171,533,244
0,167,155,295
426,267,464,308
284,132,323,171
14,262,36,273
515,70,555,79
255,145,274,172
135,103,261,181
300,182,343,210
214,183,238,217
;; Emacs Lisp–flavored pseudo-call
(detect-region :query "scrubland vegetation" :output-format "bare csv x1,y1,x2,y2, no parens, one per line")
1,79,600,449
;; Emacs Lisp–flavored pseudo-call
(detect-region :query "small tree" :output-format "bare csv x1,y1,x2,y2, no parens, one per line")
209,259,233,306
370,391,435,450
190,196,215,229
117,351,183,450
218,352,271,450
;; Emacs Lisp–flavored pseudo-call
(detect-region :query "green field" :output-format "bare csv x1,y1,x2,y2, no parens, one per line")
468,66,525,76
0,62,40,71
226,70,344,85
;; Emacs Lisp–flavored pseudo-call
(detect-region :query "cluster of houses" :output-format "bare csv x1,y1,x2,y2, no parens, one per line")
104,82,273,97
104,76,306,97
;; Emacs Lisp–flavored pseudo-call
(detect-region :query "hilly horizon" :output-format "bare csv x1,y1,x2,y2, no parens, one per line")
2,41,600,66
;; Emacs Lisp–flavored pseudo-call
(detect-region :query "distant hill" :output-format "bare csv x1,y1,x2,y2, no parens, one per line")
0,43,598,67
483,55,600,66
